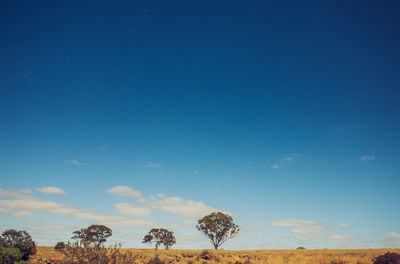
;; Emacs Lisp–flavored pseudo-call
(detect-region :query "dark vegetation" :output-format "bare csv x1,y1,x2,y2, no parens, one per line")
0,229,36,263
142,228,176,250
373,252,400,264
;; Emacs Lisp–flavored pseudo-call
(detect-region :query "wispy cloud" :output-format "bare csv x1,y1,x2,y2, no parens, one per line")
12,211,35,217
339,223,351,228
0,207,10,215
35,187,66,195
270,163,279,169
147,162,161,168
383,232,400,238
107,186,142,198
115,203,152,216
28,221,77,231
65,160,80,165
270,219,330,236
0,188,155,229
360,155,375,161
21,189,33,193
329,234,356,240
271,153,302,169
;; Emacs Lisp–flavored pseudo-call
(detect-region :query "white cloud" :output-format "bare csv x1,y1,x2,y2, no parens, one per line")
283,157,294,161
12,211,35,217
270,219,330,235
65,160,80,165
28,222,76,231
270,163,279,169
0,188,29,199
107,186,142,198
287,153,302,157
0,199,63,211
148,196,225,218
115,203,152,216
360,155,375,161
35,187,66,195
383,232,400,238
21,189,33,193
339,223,351,228
0,207,10,215
329,234,356,240
147,162,160,168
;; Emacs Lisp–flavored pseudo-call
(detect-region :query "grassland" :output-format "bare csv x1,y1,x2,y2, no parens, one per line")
30,246,400,264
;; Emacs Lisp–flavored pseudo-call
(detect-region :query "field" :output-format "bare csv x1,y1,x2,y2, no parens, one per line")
29,246,400,264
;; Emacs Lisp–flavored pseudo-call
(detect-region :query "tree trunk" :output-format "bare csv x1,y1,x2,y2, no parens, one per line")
155,242,159,250
214,244,218,250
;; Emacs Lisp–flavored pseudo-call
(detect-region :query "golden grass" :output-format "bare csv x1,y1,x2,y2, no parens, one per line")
33,246,400,264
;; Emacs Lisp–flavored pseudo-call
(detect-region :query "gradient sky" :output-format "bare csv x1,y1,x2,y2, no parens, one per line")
1,0,400,249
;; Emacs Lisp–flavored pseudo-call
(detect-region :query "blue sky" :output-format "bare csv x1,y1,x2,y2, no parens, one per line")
0,0,399,249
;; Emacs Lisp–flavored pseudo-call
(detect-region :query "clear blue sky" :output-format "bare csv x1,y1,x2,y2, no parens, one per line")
1,0,399,249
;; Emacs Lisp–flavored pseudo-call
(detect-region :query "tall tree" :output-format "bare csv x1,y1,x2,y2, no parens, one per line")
142,228,176,250
196,212,239,250
72,225,112,245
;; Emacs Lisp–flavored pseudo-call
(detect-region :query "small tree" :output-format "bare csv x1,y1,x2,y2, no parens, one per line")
0,229,36,261
142,229,176,250
55,241,66,251
72,225,112,245
196,212,239,250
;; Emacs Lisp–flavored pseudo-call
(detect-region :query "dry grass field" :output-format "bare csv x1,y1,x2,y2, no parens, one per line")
30,246,400,264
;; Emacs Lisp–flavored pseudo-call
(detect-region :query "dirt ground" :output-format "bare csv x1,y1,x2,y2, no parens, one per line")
29,246,400,264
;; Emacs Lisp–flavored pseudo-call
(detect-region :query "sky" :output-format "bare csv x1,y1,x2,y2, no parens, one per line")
0,0,400,250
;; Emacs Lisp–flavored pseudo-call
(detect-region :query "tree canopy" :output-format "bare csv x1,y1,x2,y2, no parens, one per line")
72,225,112,245
196,212,239,250
142,228,176,250
0,229,36,261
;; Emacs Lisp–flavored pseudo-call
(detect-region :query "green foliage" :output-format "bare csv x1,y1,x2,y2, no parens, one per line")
72,224,112,245
373,252,400,264
0,247,23,264
55,241,66,251
142,228,176,249
148,255,164,264
0,229,36,261
196,212,240,250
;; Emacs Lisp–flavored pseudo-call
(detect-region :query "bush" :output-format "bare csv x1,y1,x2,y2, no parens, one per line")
0,247,23,264
60,240,135,264
55,241,66,251
148,255,163,264
373,252,400,264
0,229,36,261
297,246,306,250
200,250,213,260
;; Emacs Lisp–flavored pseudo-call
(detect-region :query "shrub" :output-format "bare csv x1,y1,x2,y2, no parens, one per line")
55,241,66,251
60,240,134,264
0,247,23,264
297,246,306,250
0,229,36,261
373,252,400,264
200,250,213,260
148,255,164,264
